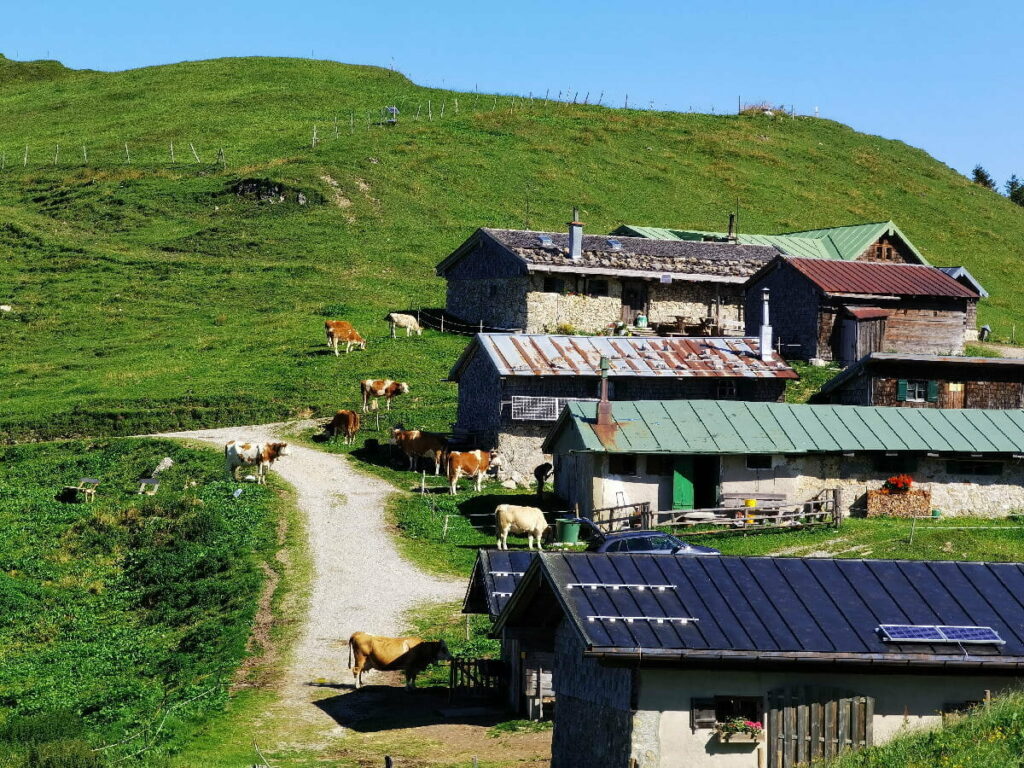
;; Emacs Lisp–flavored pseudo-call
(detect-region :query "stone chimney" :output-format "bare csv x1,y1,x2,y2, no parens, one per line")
759,288,773,362
569,206,583,260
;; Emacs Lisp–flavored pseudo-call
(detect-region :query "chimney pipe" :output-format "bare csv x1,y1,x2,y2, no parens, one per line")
759,288,773,362
727,213,737,242
597,355,612,426
569,206,583,260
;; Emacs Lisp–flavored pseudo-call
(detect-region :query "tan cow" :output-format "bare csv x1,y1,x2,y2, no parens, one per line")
326,409,361,445
361,379,409,412
386,312,422,337
392,427,447,474
224,441,291,484
495,504,549,550
347,631,452,690
447,449,502,494
325,320,367,356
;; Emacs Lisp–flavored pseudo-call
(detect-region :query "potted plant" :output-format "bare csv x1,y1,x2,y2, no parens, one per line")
867,473,932,517
715,717,764,743
882,473,914,493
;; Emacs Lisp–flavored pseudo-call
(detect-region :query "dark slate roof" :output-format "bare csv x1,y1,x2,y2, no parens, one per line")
786,257,978,299
463,549,536,619
812,352,1024,401
438,228,781,282
496,553,1024,670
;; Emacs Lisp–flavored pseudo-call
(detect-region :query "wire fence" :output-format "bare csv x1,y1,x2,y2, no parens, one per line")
413,308,521,336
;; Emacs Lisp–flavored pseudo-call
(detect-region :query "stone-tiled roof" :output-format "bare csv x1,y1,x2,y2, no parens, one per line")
485,228,780,279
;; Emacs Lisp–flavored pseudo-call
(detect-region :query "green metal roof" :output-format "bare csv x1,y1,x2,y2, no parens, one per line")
614,221,930,265
542,400,1024,455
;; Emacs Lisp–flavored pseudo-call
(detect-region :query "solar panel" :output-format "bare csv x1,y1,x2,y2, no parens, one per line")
537,235,554,247
878,624,1005,645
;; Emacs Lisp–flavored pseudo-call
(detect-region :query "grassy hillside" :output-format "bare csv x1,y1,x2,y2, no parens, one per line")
0,438,286,765
1,55,1023,440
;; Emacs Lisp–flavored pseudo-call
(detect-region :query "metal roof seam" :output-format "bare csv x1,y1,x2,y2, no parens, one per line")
948,561,1015,638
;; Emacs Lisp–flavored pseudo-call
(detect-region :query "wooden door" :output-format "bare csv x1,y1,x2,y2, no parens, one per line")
768,687,874,768
672,457,695,510
838,318,859,364
621,281,648,323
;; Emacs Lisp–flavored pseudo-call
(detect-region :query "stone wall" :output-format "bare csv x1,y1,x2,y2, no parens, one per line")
551,620,635,768
445,276,530,330
525,276,623,333
647,281,745,326
496,426,551,487
454,348,504,434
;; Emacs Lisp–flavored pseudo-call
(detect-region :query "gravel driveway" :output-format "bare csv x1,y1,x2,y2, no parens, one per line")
158,423,463,722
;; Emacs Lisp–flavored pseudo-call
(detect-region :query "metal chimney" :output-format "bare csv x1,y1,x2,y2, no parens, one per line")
597,355,612,426
759,288,773,362
568,206,584,260
727,213,737,242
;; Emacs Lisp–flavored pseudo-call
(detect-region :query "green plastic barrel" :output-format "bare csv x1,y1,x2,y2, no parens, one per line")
556,519,581,544
931,508,942,519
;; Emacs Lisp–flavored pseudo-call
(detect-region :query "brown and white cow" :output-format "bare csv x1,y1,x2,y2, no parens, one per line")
224,441,291,484
325,320,367,356
392,427,447,474
347,631,451,690
326,409,361,445
360,379,409,412
386,312,422,338
495,504,549,550
447,449,502,494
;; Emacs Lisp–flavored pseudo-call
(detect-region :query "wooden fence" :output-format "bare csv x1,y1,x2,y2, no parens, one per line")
664,489,841,538
448,657,505,703
768,687,873,767
590,501,652,532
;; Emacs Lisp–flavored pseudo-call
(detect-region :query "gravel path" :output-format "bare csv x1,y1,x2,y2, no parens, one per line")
158,422,463,723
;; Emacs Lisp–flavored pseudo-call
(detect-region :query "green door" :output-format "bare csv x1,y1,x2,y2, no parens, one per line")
673,457,695,510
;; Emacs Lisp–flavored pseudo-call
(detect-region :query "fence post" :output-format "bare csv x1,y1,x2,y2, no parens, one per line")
440,314,444,333
384,757,393,768
124,142,131,164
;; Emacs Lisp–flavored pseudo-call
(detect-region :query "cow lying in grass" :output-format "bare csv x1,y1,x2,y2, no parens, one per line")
224,441,291,484
347,631,451,690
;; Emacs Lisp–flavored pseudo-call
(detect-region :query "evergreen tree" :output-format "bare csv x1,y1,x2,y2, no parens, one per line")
1006,175,1024,207
972,165,997,189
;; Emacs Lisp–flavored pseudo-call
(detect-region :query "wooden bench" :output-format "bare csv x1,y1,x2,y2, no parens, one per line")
720,492,788,508
137,478,160,496
61,478,100,503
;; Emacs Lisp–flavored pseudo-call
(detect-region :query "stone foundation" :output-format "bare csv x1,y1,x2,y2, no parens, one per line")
496,426,551,488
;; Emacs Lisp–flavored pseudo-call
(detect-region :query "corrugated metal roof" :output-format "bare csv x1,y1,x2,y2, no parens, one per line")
499,554,1024,667
463,550,536,619
940,266,990,297
786,257,978,298
543,399,1024,455
844,306,891,320
615,220,932,265
449,334,798,381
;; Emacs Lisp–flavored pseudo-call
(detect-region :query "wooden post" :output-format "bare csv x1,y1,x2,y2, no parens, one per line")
440,314,444,333
53,144,59,165
454,97,458,114
23,145,28,166
82,145,87,163
350,111,354,133
218,148,225,168
190,143,200,163
334,116,339,137
1,152,4,170
384,757,393,768
124,142,131,164
312,124,318,148
428,100,432,120
170,142,175,162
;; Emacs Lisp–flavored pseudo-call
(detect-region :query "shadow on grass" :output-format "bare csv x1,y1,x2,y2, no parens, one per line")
313,684,508,732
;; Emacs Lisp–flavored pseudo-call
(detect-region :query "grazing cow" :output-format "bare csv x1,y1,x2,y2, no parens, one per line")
326,409,361,445
386,312,422,338
224,441,291,484
360,379,409,412
392,427,447,474
495,504,549,550
325,320,367,356
447,449,502,494
347,631,452,690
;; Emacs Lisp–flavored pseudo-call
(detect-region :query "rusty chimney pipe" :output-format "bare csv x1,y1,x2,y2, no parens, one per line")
727,213,737,242
597,355,612,426
759,288,773,362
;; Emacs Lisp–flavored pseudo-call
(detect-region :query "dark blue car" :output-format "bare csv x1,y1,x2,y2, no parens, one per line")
567,519,720,556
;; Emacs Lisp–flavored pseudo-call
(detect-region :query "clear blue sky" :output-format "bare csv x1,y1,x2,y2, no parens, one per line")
3,0,1021,187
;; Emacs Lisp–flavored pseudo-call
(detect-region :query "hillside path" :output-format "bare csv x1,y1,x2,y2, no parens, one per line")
157,423,464,727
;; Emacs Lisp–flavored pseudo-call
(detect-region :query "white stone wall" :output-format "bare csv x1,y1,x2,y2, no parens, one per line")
525,278,623,333
647,281,745,326
496,426,552,488
636,667,1021,768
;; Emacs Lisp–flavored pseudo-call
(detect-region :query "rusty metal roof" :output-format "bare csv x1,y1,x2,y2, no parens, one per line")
844,306,892,320
449,334,798,381
786,257,978,298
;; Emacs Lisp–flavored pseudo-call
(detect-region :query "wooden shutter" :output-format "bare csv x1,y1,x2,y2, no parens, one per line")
896,379,908,402
691,698,717,729
673,457,695,510
927,380,939,402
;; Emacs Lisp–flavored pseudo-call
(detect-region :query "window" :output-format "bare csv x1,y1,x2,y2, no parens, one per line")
608,454,637,475
716,380,738,400
746,455,772,470
897,379,938,403
604,540,624,553
946,459,1003,476
872,455,919,473
691,696,763,729
587,279,609,297
646,455,674,475
542,276,565,294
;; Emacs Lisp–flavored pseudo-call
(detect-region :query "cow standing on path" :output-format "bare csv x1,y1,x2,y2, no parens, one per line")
361,379,410,412
347,631,451,689
224,441,291,484
447,449,502,494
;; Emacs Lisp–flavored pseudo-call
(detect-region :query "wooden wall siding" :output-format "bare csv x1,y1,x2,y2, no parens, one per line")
965,380,1024,408
821,301,971,362
745,265,821,360
855,234,916,264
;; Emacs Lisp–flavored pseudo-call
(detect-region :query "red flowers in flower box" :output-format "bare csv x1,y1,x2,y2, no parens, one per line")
882,474,914,494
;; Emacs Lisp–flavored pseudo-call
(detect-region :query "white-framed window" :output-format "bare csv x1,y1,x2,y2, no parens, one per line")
905,379,928,402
